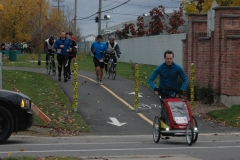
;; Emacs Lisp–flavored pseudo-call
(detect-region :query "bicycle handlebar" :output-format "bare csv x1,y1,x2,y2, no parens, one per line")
155,88,183,98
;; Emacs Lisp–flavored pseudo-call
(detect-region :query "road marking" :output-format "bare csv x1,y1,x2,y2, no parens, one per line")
107,117,127,126
138,103,161,109
79,74,154,125
2,139,240,147
129,92,143,97
1,145,240,154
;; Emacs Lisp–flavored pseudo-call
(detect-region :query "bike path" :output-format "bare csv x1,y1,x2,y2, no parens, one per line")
3,66,240,135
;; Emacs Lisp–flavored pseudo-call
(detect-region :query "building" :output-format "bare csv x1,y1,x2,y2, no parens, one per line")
82,34,96,42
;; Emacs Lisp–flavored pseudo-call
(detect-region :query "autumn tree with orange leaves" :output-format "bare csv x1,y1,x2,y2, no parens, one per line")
148,5,167,36
165,4,185,34
0,0,67,44
136,16,147,37
183,0,240,13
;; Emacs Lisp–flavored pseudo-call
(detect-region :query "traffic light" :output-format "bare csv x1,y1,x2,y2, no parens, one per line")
95,16,99,23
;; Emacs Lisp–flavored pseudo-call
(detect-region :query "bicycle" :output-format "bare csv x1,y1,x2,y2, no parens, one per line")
46,54,56,76
106,54,116,80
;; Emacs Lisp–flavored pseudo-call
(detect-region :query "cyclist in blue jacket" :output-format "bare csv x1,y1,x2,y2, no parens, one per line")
91,35,108,85
148,50,188,96
54,31,71,82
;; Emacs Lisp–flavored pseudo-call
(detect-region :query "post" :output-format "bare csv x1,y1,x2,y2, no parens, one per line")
134,64,139,112
38,0,42,66
73,63,78,112
74,0,77,35
98,0,102,35
84,38,86,54
190,63,195,109
0,53,2,89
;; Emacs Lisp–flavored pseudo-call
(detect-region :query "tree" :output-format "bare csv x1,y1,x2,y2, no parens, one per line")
148,5,167,36
166,3,185,34
136,16,147,37
115,23,136,39
183,0,240,14
0,0,68,44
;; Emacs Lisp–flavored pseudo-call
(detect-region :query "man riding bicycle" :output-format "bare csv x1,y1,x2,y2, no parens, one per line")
104,35,121,73
44,35,56,71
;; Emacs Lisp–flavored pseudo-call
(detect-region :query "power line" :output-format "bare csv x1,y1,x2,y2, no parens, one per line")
102,0,118,9
104,11,140,16
101,0,130,12
75,0,130,21
103,0,181,8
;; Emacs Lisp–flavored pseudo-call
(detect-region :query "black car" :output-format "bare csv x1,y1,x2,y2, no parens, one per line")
0,89,34,143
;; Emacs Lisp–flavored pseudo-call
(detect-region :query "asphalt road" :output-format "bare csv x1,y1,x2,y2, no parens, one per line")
2,66,240,160
2,134,240,160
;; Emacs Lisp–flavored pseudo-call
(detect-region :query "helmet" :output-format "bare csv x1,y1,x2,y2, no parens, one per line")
49,35,54,39
109,35,115,40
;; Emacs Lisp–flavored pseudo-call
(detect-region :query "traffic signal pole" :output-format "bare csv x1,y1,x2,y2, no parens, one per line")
98,0,102,35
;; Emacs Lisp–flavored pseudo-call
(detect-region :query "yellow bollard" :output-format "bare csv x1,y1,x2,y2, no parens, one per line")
190,63,195,109
134,64,139,112
73,63,78,112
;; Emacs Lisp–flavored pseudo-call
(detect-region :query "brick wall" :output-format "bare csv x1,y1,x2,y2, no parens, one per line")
183,7,240,98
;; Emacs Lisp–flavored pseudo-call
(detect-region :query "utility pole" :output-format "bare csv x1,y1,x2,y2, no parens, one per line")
52,0,65,13
38,0,43,66
74,0,77,35
98,0,102,35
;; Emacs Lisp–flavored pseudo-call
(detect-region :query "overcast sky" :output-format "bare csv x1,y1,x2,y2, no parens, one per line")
52,0,182,37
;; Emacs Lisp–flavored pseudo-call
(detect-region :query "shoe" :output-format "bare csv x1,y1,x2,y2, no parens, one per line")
68,76,71,79
99,80,103,85
58,77,61,81
96,78,100,83
64,77,68,82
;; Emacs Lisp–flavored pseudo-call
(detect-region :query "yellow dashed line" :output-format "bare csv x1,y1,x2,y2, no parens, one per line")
78,74,153,125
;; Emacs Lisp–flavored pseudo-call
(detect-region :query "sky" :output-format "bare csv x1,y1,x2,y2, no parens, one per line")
52,0,182,37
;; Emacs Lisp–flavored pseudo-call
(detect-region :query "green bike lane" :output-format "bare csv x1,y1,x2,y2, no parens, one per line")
3,66,240,136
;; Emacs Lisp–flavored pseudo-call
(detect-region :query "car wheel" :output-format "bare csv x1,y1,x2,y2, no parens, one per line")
0,106,14,143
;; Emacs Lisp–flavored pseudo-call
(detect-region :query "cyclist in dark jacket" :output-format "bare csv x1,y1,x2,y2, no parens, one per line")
104,35,121,73
54,31,71,82
44,35,56,70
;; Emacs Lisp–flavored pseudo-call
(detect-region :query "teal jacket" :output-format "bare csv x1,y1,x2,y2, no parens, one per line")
91,41,108,60
148,62,188,96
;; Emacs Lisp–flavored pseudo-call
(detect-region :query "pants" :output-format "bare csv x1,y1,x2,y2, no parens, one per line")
57,54,68,78
67,56,74,76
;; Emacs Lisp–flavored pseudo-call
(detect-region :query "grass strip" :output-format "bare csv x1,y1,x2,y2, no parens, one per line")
207,105,240,128
2,69,90,134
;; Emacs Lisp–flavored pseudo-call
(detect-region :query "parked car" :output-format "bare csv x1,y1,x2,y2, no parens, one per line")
0,89,34,143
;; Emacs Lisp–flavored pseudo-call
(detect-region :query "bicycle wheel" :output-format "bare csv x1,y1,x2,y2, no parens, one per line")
186,123,194,146
192,116,198,143
111,63,116,80
46,59,51,75
52,59,56,76
107,61,111,78
153,116,161,143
